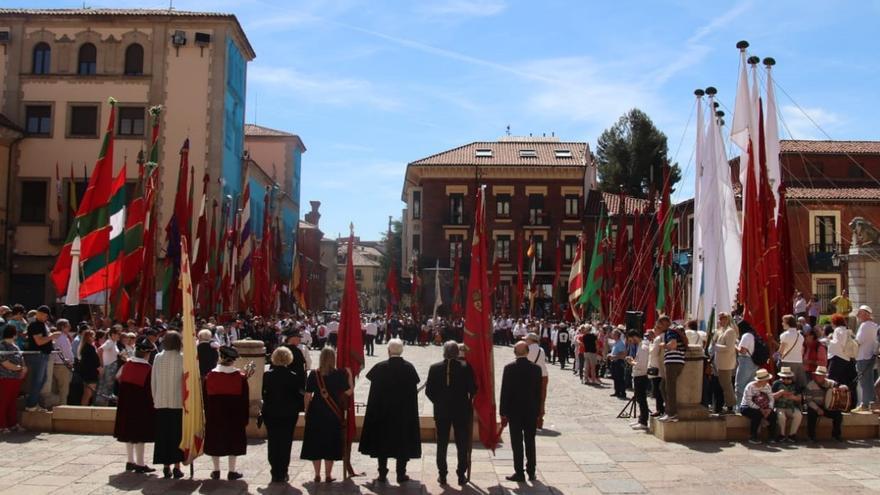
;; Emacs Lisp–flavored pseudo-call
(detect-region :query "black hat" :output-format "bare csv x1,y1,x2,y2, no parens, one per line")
77,322,90,332
145,328,159,337
135,337,154,352
219,345,239,360
36,305,52,315
283,328,302,339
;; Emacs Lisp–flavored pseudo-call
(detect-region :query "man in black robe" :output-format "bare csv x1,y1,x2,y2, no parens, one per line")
426,341,476,486
500,341,542,482
358,338,421,483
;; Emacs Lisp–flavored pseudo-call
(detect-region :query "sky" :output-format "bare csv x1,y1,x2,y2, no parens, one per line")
22,0,880,239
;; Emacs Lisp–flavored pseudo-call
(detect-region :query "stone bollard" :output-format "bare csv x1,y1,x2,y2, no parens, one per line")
675,344,709,420
232,339,266,418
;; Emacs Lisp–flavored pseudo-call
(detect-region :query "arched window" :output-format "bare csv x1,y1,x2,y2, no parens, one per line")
78,43,97,75
32,42,51,74
123,43,144,76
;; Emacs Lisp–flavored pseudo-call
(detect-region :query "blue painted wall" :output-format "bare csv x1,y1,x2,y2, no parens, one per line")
222,37,247,199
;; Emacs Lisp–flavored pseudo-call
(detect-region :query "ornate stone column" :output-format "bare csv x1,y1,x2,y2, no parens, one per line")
675,344,710,420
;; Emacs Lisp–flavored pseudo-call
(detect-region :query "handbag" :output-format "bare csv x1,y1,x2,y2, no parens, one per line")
647,367,659,377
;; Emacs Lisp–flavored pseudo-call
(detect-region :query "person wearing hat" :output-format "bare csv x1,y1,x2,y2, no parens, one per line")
204,345,249,480
113,337,157,473
525,332,549,428
804,366,843,442
772,367,802,442
23,305,60,412
739,368,778,444
283,328,312,378
853,305,878,412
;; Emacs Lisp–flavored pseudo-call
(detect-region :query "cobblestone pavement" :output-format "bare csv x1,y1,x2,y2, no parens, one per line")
4,343,880,494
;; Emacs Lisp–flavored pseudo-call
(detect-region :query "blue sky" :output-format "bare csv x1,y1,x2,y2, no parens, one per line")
24,0,880,239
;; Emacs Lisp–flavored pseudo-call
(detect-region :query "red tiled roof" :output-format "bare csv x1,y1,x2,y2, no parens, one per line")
786,187,880,201
601,192,652,215
245,124,295,138
410,140,589,167
781,140,880,155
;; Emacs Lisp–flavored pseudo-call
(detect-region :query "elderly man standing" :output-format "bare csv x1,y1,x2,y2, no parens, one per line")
853,305,878,412
426,341,476,486
359,338,421,484
500,341,541,482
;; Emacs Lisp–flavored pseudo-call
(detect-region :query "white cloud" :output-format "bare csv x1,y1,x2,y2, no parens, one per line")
779,104,842,139
417,0,507,18
248,66,402,111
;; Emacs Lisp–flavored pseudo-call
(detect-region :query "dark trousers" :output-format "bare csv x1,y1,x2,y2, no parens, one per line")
364,335,375,356
378,457,408,477
633,375,650,425
610,360,626,397
265,415,299,479
435,415,470,478
557,344,570,368
651,377,665,414
807,409,843,440
508,417,536,476
740,407,777,439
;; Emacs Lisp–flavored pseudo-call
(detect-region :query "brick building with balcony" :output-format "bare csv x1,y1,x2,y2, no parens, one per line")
401,136,595,316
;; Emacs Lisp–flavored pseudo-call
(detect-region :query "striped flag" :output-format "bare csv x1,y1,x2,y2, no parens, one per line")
568,235,585,319
179,236,205,464
79,165,126,298
579,207,608,315
238,181,253,307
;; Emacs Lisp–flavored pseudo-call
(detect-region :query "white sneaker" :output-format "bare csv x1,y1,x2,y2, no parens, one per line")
628,421,640,426
24,406,42,413
658,414,670,422
666,416,679,423
631,424,648,430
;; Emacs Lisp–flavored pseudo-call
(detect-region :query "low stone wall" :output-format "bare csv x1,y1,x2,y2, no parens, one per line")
651,412,880,442
21,406,476,442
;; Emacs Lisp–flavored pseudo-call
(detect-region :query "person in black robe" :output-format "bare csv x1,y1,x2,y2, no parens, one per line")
500,342,542,482
358,338,421,483
262,346,305,483
300,347,352,482
204,346,249,481
113,338,156,474
426,341,476,486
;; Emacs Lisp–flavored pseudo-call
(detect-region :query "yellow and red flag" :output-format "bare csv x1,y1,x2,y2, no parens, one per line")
179,236,205,464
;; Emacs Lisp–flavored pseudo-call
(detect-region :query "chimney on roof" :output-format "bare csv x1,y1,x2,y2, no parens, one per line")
305,200,321,227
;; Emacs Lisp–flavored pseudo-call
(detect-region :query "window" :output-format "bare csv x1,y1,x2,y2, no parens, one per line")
78,43,97,75
33,42,51,74
475,148,492,158
25,105,51,135
118,107,145,136
496,193,511,217
555,149,572,159
528,193,544,225
412,190,421,219
848,164,866,179
495,235,511,261
531,235,544,269
20,181,48,223
124,43,144,75
412,234,420,257
64,179,87,231
449,193,464,225
814,215,836,252
519,149,537,158
564,194,579,217
564,236,578,262
70,105,98,137
449,234,464,261
355,269,363,281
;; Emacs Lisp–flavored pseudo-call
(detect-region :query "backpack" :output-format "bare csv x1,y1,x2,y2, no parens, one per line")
844,334,859,360
751,333,770,366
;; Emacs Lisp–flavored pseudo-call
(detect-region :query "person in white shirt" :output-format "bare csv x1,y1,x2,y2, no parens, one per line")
740,368,777,444
214,326,233,347
44,319,75,407
364,318,378,357
525,333,548,429
793,291,808,318
625,330,651,429
778,315,805,387
824,313,857,410
95,326,122,406
327,319,340,347
797,316,812,336
734,324,757,406
853,305,879,411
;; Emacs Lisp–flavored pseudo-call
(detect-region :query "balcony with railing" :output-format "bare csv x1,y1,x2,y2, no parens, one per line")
807,243,841,272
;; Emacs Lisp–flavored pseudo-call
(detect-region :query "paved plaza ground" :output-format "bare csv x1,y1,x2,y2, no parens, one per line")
3,343,880,494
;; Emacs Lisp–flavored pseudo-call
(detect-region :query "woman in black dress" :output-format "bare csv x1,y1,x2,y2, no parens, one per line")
262,346,304,483
300,347,352,483
77,330,100,405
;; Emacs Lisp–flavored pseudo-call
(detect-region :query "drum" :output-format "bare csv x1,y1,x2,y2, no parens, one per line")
824,385,850,411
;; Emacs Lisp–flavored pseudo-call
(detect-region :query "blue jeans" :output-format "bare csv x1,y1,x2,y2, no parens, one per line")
735,355,757,406
24,353,49,408
856,357,876,407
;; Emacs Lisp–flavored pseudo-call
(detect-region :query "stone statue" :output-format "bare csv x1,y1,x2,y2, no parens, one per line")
850,216,880,246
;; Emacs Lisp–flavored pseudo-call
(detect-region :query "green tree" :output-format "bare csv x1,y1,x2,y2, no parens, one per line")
596,108,681,198
378,218,403,308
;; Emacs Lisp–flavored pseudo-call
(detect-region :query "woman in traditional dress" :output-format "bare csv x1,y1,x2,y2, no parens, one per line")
151,330,184,479
113,337,156,473
300,347,352,483
204,345,249,481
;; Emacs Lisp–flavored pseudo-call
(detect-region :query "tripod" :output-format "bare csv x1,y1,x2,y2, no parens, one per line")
616,396,637,419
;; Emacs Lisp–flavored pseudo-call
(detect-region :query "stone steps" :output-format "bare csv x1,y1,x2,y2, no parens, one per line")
651,411,880,442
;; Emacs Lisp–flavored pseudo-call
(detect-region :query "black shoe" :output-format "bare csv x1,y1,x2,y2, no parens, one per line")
172,468,184,479
833,436,844,442
135,465,156,474
610,392,619,397
228,471,243,481
210,471,221,480
125,462,137,472
506,473,526,482
377,475,388,483
458,475,468,486
528,472,536,482
397,474,410,483
438,476,447,485
163,466,172,479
